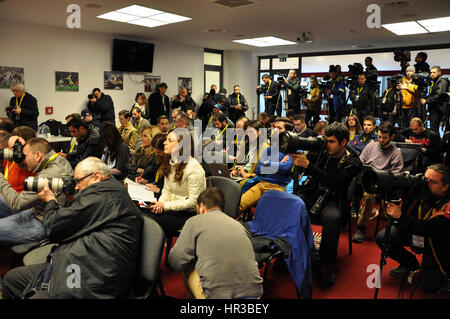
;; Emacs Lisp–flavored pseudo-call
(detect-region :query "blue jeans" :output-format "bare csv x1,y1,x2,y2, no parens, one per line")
0,197,45,245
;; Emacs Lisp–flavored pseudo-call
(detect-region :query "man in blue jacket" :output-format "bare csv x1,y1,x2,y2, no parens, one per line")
325,66,346,123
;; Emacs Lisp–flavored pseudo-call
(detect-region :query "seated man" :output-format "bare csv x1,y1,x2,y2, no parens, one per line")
2,157,142,299
118,110,139,155
352,121,404,243
62,118,102,169
168,187,263,299
0,136,73,244
131,106,151,137
291,122,362,286
379,164,450,294
348,115,378,156
157,115,170,134
238,117,293,216
293,114,317,137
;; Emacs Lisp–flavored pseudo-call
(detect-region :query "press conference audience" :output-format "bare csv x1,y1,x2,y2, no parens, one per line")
99,122,130,181
117,110,139,155
129,126,161,178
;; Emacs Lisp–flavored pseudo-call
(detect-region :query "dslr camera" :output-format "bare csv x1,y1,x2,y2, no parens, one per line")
279,131,327,154
0,141,25,163
24,175,77,195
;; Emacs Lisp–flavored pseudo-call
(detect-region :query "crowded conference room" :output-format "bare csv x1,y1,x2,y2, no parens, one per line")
0,0,449,305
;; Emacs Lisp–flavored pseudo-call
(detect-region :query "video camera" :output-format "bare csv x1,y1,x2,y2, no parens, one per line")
362,169,428,201
277,74,288,89
279,131,327,154
0,141,25,163
394,49,411,70
345,62,364,90
24,175,76,195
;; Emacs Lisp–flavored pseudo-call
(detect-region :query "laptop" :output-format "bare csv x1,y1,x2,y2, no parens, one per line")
208,163,245,182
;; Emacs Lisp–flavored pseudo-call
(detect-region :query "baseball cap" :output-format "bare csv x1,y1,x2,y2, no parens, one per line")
213,103,222,110
81,109,91,118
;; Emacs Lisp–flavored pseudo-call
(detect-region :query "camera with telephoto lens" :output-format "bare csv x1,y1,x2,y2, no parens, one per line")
0,141,25,163
24,175,76,194
279,131,327,154
362,169,428,201
394,50,411,66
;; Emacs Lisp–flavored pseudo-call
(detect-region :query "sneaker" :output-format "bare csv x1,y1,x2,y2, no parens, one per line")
352,227,366,243
389,264,419,278
319,262,336,286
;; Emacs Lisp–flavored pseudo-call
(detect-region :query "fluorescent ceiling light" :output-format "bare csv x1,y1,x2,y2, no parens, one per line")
127,18,169,28
417,16,450,32
233,36,297,47
151,13,192,23
116,5,163,17
97,12,137,23
382,21,428,35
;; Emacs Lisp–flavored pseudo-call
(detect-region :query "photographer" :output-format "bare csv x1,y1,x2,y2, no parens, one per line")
227,85,249,124
364,57,379,86
90,88,115,124
86,94,101,126
6,82,39,131
0,137,73,244
303,75,322,127
291,122,362,285
380,78,401,125
171,87,196,113
414,52,431,75
399,66,420,129
283,69,302,114
257,74,280,117
3,157,142,299
420,66,449,134
350,73,375,121
377,164,450,294
325,66,346,123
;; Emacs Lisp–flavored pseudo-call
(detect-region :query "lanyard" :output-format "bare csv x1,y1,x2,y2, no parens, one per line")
418,199,434,220
266,81,271,93
357,87,363,95
69,138,77,153
216,123,229,140
134,120,141,130
429,81,435,93
162,95,165,106
42,153,59,170
208,114,214,124
237,94,240,105
155,168,161,183
16,93,25,107
383,88,391,98
4,161,15,181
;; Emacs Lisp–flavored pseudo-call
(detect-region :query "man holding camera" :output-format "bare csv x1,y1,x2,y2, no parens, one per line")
351,73,375,121
399,66,420,130
0,137,73,244
89,88,115,124
283,69,302,114
6,82,39,131
420,66,449,134
257,74,280,117
325,66,346,123
291,122,362,285
3,157,142,299
377,164,450,294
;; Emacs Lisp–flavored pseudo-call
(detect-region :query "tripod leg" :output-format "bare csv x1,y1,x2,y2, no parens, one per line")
374,215,394,299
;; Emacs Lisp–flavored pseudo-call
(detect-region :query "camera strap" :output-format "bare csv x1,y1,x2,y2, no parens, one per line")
4,161,15,181
15,93,25,108
42,153,59,170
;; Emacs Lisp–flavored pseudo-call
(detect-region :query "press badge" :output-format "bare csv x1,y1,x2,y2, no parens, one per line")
355,95,359,101
412,235,424,248
330,94,334,99
288,89,292,95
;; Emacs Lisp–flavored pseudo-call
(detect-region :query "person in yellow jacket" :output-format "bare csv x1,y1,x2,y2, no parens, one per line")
117,110,139,155
399,65,419,129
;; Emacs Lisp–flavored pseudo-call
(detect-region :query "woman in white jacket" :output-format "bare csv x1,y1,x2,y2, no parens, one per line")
149,128,206,236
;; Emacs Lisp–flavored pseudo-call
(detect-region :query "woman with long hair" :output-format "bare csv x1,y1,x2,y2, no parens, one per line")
148,128,206,237
132,92,149,119
130,125,161,177
346,114,362,143
99,122,130,181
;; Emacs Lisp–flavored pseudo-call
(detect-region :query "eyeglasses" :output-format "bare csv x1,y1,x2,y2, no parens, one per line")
74,172,93,184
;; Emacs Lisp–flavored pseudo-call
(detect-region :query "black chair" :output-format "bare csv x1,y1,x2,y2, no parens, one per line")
133,215,166,299
10,240,50,268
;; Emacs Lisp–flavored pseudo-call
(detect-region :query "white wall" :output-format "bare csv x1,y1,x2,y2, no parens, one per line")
223,50,258,119
0,20,205,125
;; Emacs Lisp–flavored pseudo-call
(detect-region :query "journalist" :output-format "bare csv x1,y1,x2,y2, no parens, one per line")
0,137,73,244
90,88,115,124
350,73,375,121
377,164,450,294
257,74,280,117
6,82,39,131
420,66,449,134
303,75,322,127
2,157,142,298
325,66,346,123
283,69,302,114
399,66,420,129
291,122,362,285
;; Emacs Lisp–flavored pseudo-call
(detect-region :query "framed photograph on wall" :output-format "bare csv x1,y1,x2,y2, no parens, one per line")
55,71,79,91
144,75,161,93
0,66,24,89
178,77,192,94
104,71,123,90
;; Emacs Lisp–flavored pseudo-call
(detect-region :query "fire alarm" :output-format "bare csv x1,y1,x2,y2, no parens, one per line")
45,107,53,115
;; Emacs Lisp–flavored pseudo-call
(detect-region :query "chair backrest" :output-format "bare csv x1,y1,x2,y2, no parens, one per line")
206,176,242,219
139,215,165,284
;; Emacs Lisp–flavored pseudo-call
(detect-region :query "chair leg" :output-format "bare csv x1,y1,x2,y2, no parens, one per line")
374,200,385,238
164,237,173,269
348,210,352,256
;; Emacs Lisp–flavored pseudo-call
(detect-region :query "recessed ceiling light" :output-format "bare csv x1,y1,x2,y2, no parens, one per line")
127,18,169,28
417,16,450,32
97,12,137,23
151,12,192,23
116,5,163,17
233,36,297,47
382,21,428,35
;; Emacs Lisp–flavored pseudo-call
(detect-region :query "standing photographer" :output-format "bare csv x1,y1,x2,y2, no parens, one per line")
303,75,322,128
350,73,375,121
291,122,362,285
377,164,450,294
0,137,73,244
6,82,39,131
420,66,449,134
283,69,302,114
380,78,401,125
257,74,280,117
325,66,346,123
399,66,420,129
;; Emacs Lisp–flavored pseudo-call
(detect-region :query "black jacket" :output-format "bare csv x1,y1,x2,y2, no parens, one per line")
66,126,102,168
400,128,442,164
414,62,430,74
284,78,302,110
380,87,398,113
88,93,115,123
351,84,374,113
227,93,249,123
426,75,449,112
257,80,280,112
43,178,142,298
8,92,39,131
171,94,196,113
147,92,171,125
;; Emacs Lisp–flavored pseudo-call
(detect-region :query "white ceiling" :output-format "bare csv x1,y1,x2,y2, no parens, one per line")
1,0,450,56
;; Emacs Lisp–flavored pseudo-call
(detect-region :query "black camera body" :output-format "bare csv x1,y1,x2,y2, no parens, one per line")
0,141,25,163
24,175,76,195
279,131,327,154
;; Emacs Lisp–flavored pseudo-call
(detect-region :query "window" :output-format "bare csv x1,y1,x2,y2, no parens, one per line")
204,49,223,93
